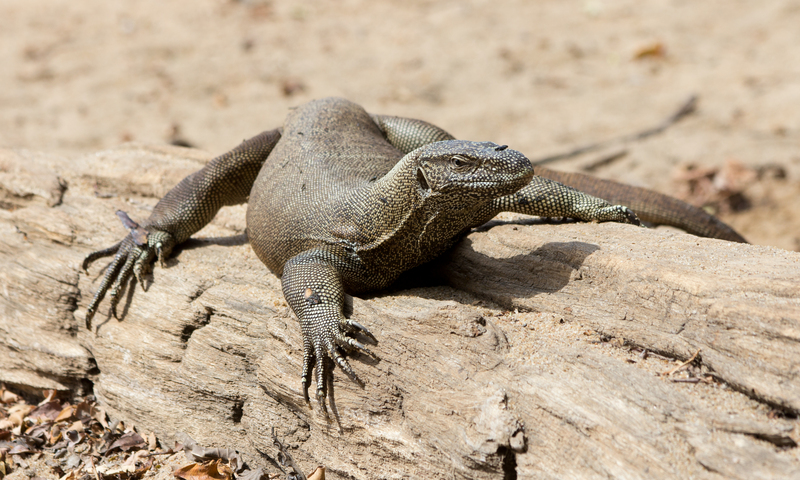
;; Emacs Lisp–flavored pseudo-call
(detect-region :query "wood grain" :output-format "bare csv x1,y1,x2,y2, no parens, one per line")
1,146,798,479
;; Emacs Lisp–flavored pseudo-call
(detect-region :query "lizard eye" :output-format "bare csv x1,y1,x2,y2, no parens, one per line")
449,155,474,172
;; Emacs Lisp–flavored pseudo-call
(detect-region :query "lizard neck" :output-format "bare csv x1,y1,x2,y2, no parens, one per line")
328,152,426,249
330,151,484,291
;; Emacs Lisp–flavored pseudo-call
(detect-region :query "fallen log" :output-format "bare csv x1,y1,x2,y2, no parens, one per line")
1,145,798,479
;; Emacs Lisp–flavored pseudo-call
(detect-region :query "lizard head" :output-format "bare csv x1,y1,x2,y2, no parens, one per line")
413,140,534,199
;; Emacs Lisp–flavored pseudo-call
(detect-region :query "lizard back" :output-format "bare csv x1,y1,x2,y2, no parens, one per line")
246,98,406,276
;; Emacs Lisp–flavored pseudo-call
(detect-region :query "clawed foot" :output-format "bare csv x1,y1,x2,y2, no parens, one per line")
300,317,378,415
82,210,175,329
595,205,641,226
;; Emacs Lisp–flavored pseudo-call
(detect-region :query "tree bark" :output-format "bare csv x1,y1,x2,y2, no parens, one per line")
1,146,798,479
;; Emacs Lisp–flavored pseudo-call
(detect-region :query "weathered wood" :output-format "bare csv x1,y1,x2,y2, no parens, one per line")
1,146,798,479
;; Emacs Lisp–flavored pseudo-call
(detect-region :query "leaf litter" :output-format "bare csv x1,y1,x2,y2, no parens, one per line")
0,387,320,480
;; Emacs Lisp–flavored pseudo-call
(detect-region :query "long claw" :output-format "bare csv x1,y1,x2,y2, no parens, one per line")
625,207,642,226
330,347,364,387
86,243,129,325
314,350,328,417
342,318,376,341
85,307,96,330
301,341,314,405
107,251,137,318
134,267,146,291
335,335,377,359
133,248,155,291
156,243,165,268
82,241,123,273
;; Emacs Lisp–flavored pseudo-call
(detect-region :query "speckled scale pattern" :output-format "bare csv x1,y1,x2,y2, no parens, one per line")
81,97,671,411
82,129,281,325
532,168,747,242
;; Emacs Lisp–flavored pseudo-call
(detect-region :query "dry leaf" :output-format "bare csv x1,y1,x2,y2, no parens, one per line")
96,463,137,476
67,420,83,434
1,390,21,404
58,469,78,480
55,405,75,423
174,460,233,480
65,427,84,446
107,431,146,452
673,159,756,214
8,443,37,455
90,405,108,429
7,405,34,426
633,42,666,60
39,390,57,405
74,400,92,421
49,423,62,445
29,400,63,421
307,466,325,480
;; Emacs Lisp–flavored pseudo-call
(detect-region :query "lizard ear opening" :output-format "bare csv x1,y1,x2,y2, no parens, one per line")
416,167,431,193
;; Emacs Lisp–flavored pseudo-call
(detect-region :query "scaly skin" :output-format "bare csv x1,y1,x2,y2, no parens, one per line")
81,97,738,413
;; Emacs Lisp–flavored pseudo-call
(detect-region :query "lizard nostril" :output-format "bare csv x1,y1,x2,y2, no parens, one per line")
495,145,508,151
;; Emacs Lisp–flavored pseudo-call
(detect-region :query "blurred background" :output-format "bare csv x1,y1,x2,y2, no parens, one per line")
1,0,798,249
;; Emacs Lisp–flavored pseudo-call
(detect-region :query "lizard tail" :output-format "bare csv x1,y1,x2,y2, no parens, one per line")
536,167,748,243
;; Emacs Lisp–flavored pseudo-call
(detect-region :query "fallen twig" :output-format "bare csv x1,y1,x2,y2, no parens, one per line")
662,349,701,376
671,378,701,384
89,455,101,480
581,148,628,172
141,449,176,457
531,94,697,166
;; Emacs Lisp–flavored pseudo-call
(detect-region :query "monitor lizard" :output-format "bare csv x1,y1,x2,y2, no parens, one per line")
81,97,745,411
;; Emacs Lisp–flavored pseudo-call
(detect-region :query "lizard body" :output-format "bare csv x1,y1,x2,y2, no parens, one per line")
82,97,743,408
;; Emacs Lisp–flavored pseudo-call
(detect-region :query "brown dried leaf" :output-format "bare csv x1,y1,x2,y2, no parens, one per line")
29,400,63,421
672,159,757,214
178,434,242,472
67,420,83,434
96,463,137,476
64,428,83,446
90,405,108,429
7,405,34,427
48,423,62,445
234,467,267,480
39,390,57,405
633,42,666,60
98,450,154,478
106,431,146,453
55,405,75,423
8,443,37,455
174,460,233,480
0,390,21,404
74,400,92,422
58,469,78,480
307,466,325,480
24,423,50,442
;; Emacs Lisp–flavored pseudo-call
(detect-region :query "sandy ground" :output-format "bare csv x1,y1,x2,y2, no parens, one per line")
1,0,799,251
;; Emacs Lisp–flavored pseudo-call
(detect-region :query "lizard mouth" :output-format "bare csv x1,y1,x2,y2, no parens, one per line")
464,177,529,193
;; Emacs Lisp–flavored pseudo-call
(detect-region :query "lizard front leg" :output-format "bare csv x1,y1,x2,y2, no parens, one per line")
488,175,642,225
82,129,281,328
281,248,376,413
